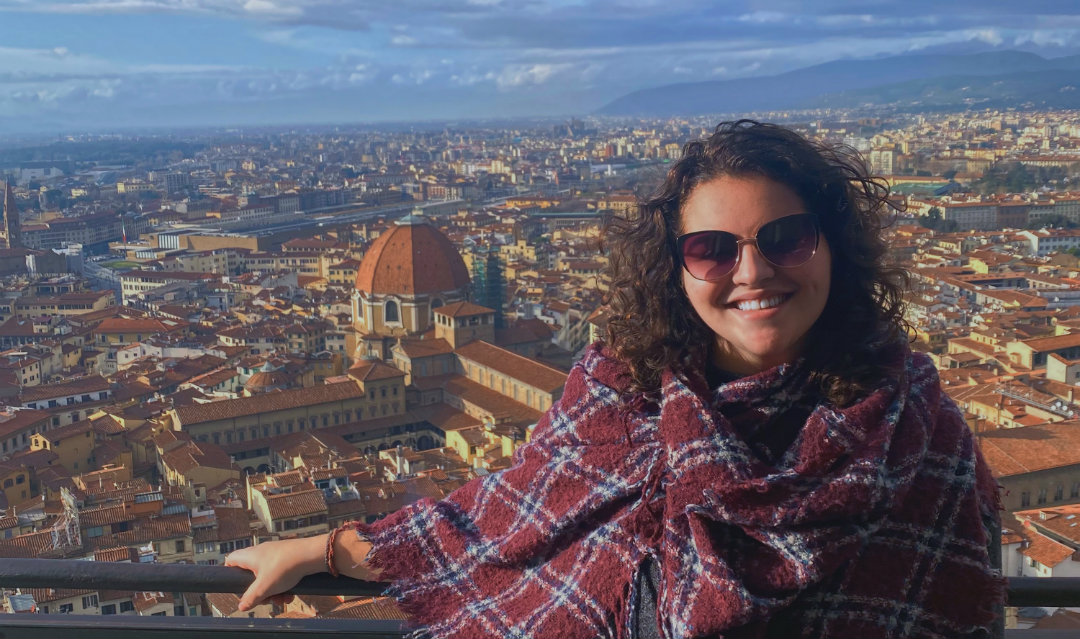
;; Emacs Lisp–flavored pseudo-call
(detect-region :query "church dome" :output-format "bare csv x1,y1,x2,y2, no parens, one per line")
355,213,469,296
244,361,292,394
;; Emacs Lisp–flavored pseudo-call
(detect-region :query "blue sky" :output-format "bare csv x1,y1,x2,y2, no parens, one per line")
2,1,1080,132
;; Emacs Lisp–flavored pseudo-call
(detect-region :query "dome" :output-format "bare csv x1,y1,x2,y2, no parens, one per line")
245,363,292,394
355,214,469,297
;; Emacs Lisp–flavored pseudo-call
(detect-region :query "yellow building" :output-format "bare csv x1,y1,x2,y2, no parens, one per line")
30,421,96,474
13,291,116,319
158,437,241,506
169,378,401,470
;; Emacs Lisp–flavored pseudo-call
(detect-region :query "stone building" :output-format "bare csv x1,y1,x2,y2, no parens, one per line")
351,212,470,342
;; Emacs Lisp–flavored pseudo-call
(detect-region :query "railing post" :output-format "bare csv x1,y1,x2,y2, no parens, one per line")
991,516,1005,639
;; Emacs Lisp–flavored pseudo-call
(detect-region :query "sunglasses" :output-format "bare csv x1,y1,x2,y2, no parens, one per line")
677,213,821,282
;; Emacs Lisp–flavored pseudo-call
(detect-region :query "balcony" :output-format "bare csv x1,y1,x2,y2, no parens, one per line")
0,558,1077,637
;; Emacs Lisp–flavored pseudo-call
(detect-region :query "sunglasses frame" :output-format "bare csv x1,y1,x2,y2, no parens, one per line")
676,213,821,282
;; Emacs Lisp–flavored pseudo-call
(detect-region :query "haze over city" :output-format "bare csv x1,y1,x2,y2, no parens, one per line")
3,1,1080,132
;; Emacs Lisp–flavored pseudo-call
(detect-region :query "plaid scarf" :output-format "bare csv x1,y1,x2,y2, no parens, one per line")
356,342,1004,638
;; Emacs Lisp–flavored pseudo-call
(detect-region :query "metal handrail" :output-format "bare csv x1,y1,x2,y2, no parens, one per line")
0,557,386,597
0,616,406,638
2,559,1079,636
3,558,1073,605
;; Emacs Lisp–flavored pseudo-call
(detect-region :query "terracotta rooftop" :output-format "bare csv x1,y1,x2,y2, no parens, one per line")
1020,524,1076,568
979,421,1080,477
455,340,566,393
441,375,543,425
348,359,406,382
395,338,454,359
435,301,493,318
264,488,327,520
354,218,469,296
1021,332,1080,353
161,440,237,474
0,408,50,439
94,317,182,334
0,529,54,558
172,380,365,426
1016,504,1080,545
19,375,110,404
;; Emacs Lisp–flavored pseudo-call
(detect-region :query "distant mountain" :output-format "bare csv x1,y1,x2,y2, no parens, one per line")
596,51,1080,116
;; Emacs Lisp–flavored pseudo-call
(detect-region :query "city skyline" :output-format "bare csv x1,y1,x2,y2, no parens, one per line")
3,1,1080,132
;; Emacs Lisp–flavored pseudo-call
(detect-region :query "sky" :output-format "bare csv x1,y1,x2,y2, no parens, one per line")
2,1,1080,133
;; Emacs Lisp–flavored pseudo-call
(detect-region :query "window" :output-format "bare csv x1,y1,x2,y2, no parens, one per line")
1039,488,1048,505
120,601,135,613
385,300,399,323
82,595,98,609
175,540,185,553
1021,491,1031,508
1056,485,1065,501
59,603,74,614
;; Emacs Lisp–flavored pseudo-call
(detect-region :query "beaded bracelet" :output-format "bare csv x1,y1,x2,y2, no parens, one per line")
325,521,359,578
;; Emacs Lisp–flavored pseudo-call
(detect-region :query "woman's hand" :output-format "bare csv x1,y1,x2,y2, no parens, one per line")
225,535,326,612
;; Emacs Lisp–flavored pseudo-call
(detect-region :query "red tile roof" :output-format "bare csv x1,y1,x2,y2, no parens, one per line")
19,376,110,403
348,360,405,381
1020,524,1076,568
435,301,493,318
455,340,566,393
979,421,1080,477
172,381,365,426
354,219,469,296
395,338,454,358
265,488,327,520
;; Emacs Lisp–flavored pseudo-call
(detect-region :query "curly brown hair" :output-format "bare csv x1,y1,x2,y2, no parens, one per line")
604,119,909,406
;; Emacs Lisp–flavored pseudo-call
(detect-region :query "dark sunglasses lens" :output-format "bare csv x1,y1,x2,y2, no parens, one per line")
681,231,738,280
758,215,818,267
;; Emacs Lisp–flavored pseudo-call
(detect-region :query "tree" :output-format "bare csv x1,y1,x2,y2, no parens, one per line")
918,207,957,232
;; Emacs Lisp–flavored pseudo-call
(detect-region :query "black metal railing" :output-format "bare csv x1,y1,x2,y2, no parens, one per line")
1,558,1078,637
0,558,405,638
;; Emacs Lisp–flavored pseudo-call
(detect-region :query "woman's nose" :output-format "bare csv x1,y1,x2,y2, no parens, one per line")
729,241,776,285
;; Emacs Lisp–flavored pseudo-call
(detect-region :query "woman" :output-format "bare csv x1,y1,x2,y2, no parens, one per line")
227,120,1004,638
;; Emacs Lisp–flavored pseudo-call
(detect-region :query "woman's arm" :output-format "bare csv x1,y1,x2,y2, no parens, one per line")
224,526,378,611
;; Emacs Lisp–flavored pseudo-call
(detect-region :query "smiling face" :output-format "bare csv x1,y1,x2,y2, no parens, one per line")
679,174,832,377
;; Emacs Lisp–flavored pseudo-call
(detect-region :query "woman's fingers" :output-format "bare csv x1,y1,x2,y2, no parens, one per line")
238,576,274,612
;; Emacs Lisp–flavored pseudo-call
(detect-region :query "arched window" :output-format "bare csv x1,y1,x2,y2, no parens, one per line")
385,300,399,323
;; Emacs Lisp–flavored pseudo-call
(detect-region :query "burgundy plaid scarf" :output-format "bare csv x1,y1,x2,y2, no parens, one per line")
355,342,1004,638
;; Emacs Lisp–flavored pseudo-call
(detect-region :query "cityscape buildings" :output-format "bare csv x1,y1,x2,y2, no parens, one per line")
4,109,1080,629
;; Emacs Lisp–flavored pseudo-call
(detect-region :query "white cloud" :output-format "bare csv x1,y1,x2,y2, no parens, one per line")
391,35,417,46
736,11,789,24
495,63,571,88
242,0,301,16
970,28,1004,46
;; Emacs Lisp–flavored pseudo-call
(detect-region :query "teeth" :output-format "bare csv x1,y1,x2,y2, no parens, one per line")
735,295,786,311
